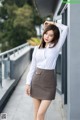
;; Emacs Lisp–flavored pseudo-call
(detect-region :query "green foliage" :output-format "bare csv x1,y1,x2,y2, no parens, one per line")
27,37,41,46
0,0,44,52
2,0,29,7
13,4,33,27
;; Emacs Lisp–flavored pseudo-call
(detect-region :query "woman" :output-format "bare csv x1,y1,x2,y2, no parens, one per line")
25,21,68,120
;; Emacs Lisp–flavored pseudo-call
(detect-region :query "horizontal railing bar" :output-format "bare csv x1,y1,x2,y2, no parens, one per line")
0,43,29,57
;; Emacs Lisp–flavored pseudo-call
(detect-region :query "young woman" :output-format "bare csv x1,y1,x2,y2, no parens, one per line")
25,21,68,120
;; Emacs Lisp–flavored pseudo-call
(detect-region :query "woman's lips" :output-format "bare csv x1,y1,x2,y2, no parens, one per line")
45,39,48,41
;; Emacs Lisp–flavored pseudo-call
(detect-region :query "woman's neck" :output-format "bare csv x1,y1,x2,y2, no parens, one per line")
45,43,49,47
45,42,54,48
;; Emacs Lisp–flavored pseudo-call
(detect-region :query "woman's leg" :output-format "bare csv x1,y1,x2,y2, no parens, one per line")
37,100,52,120
32,98,41,120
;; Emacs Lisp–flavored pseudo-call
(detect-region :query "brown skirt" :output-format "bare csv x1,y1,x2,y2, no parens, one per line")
30,67,57,100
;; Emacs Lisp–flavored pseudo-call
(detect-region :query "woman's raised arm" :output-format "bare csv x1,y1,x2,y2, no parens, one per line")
55,22,68,53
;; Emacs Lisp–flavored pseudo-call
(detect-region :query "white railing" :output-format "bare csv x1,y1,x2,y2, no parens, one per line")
0,43,29,87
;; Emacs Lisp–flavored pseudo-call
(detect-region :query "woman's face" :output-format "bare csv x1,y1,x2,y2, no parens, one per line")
43,30,54,43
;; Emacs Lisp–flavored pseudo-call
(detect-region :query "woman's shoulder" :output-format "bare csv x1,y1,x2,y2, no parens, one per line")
33,45,39,52
35,45,39,49
30,45,39,49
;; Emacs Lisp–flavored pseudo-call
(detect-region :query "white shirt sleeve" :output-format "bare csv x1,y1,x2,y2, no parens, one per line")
26,46,37,85
55,22,69,53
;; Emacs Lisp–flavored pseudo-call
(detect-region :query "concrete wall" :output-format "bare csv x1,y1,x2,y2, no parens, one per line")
67,4,80,120
10,48,31,81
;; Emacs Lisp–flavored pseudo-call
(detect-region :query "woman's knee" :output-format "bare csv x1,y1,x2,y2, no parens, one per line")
37,110,45,119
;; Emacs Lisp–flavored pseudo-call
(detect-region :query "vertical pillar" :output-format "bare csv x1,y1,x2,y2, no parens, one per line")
0,56,4,87
67,4,80,120
62,8,67,104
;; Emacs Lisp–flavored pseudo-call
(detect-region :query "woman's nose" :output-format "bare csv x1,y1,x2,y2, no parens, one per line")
46,34,49,38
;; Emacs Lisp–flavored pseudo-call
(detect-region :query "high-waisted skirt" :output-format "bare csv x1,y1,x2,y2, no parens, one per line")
30,67,57,100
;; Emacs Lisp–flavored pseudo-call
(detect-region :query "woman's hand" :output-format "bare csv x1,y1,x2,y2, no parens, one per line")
44,21,55,29
25,84,31,96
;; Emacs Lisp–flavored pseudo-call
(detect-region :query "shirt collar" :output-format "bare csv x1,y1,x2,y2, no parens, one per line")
46,43,54,48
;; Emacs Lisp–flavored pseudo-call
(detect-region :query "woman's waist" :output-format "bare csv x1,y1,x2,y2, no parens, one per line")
35,66,55,72
36,64,56,70
34,67,56,76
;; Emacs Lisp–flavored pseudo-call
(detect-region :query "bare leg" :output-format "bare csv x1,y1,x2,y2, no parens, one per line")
37,100,52,120
32,98,41,120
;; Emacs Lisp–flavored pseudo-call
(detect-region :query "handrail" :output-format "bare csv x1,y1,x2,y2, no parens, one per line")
0,43,29,57
0,42,29,87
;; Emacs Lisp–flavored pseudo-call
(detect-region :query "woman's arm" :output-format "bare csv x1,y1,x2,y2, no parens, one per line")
44,21,69,52
55,22,69,53
26,46,37,85
44,21,54,29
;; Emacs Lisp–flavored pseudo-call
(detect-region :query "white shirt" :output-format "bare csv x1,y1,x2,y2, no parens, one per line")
26,23,68,85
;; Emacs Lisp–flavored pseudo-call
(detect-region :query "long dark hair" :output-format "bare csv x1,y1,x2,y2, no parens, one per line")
39,24,60,48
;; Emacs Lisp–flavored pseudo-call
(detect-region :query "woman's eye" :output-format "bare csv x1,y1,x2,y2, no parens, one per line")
45,33,48,35
50,35,53,37
44,33,53,37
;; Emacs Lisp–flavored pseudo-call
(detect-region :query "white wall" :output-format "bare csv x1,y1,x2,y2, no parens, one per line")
67,4,80,120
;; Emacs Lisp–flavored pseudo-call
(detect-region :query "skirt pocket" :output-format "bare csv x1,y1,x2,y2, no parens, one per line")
32,69,42,84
